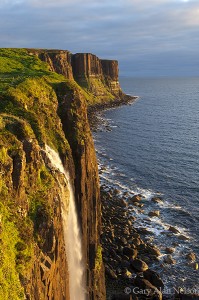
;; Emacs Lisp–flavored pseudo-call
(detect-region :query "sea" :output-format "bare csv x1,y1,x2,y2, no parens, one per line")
93,77,199,292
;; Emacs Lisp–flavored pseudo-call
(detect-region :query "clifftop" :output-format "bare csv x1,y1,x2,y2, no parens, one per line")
28,48,124,104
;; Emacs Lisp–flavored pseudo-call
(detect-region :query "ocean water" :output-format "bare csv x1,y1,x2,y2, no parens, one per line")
93,77,199,290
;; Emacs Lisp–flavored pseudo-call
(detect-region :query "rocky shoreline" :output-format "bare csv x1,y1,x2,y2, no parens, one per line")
100,185,199,300
89,96,199,300
101,186,164,300
88,94,138,131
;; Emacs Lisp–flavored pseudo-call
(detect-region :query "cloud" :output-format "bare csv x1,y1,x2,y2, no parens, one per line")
0,0,199,75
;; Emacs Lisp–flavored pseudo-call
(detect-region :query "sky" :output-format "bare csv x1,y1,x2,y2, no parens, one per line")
0,0,199,76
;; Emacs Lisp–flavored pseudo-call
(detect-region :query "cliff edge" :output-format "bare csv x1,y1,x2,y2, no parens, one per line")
0,48,129,299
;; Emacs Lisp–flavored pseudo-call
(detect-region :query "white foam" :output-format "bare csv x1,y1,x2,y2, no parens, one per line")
45,145,86,300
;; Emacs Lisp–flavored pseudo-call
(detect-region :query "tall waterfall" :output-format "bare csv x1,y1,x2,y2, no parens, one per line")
45,145,86,300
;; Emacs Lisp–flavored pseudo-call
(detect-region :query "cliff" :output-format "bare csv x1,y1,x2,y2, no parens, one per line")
29,49,124,104
0,48,128,299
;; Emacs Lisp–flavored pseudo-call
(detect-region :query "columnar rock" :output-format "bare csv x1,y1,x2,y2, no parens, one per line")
72,53,103,79
101,59,121,95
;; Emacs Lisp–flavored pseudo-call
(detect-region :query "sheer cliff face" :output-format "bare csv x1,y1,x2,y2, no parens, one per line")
29,49,74,80
57,88,106,299
0,48,106,299
72,53,121,98
101,59,121,95
72,53,103,78
35,49,122,101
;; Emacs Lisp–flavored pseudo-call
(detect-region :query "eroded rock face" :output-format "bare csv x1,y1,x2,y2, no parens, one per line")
29,49,74,80
101,59,121,95
0,136,70,300
34,49,122,99
57,87,106,299
0,80,106,299
72,53,103,79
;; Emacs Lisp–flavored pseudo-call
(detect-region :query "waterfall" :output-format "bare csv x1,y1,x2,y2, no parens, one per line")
45,145,86,300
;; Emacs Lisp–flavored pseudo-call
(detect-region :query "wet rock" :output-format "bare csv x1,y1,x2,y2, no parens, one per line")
131,259,149,272
178,235,189,241
121,237,128,245
113,189,120,195
127,219,132,225
134,277,162,300
131,238,141,247
130,195,142,203
120,259,130,268
123,247,138,259
119,199,128,208
143,269,164,290
186,252,196,262
169,226,180,234
132,202,140,207
165,247,175,254
164,255,176,265
151,197,163,204
131,233,140,239
145,245,161,257
123,191,129,196
105,265,117,279
148,210,160,218
138,255,151,264
137,227,153,235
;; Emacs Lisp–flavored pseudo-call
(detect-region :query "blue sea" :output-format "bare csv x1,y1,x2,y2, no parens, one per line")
93,77,199,290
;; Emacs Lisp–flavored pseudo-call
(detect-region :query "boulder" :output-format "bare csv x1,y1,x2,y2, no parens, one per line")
186,252,196,262
120,259,130,268
131,238,141,247
145,245,161,257
123,247,138,259
178,235,189,241
164,255,176,265
131,259,148,272
148,210,160,218
130,195,142,203
138,227,153,235
151,197,163,203
169,226,180,234
165,247,175,254
134,277,162,300
119,199,128,207
143,269,164,290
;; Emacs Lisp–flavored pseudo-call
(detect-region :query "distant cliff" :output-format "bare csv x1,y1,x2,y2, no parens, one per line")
28,49,124,104
0,48,129,300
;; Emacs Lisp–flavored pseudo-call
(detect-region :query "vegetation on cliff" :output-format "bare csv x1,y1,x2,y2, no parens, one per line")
0,48,110,299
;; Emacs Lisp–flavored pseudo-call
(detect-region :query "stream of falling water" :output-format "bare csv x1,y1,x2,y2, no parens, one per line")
45,145,86,300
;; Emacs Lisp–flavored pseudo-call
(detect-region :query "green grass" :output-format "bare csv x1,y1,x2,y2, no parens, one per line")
0,48,50,93
95,245,103,273
0,203,25,299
